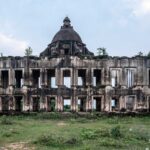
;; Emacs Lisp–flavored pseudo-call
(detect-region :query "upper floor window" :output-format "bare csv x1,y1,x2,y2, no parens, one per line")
111,70,119,87
127,69,134,88
93,69,101,86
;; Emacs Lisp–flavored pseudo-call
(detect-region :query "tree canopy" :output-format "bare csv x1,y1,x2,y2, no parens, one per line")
97,47,108,56
25,47,33,56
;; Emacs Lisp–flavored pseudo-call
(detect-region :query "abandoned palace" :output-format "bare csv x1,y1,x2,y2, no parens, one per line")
0,17,150,113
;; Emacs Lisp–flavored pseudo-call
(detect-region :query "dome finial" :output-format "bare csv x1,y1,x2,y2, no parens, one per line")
63,16,71,27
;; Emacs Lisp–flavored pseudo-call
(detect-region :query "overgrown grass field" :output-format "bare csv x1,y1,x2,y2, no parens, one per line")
0,113,150,150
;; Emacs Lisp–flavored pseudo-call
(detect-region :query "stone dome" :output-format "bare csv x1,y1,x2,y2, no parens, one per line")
40,17,94,57
51,17,82,43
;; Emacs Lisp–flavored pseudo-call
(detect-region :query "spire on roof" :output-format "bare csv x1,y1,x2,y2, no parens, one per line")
63,16,71,27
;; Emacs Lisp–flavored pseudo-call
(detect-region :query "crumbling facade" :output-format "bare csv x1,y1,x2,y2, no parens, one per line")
0,17,150,113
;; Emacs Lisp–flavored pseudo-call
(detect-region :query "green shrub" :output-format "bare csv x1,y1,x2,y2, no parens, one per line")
34,134,81,147
76,118,88,123
94,128,110,137
110,126,121,138
99,138,123,147
0,115,13,125
36,112,62,120
81,128,97,140
65,137,82,145
33,134,64,147
2,129,19,137
107,117,119,124
2,132,12,137
81,128,110,140
133,130,150,142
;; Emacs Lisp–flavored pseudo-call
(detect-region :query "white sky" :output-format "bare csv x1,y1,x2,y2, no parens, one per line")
0,0,150,57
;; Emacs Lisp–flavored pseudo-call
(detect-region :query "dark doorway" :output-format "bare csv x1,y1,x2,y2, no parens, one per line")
15,70,22,88
148,97,150,112
148,70,150,86
78,69,86,86
47,69,56,88
93,97,101,112
32,97,40,112
126,96,134,111
78,98,86,112
32,70,40,88
47,97,55,112
2,97,9,111
63,70,71,88
111,98,119,111
93,69,101,86
15,96,23,111
63,98,71,112
1,70,9,88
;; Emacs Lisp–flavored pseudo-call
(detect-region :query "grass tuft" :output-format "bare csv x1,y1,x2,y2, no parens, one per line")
110,125,121,138
0,115,14,125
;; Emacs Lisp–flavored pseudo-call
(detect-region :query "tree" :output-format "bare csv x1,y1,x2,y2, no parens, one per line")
25,47,33,56
0,53,3,57
97,47,108,56
137,51,143,56
147,51,150,58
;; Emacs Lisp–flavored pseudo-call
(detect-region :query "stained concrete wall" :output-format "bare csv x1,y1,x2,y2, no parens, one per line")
0,56,149,112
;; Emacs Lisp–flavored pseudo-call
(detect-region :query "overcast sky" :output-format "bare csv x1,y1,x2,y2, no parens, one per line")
0,0,150,57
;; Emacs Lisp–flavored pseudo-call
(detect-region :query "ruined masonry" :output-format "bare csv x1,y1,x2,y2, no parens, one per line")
0,17,150,112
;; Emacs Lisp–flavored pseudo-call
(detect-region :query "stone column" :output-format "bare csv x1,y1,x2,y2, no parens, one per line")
40,68,45,86
101,69,104,85
91,69,94,86
23,57,30,86
0,70,2,87
86,68,93,112
44,69,48,86
39,68,46,111
86,86,92,112
86,69,92,86
56,68,63,112
101,96,104,111
54,96,57,111
71,95,77,112
147,97,150,112
9,96,15,111
0,97,2,112
9,69,15,86
39,96,46,111
29,69,32,86
57,96,63,111
30,97,33,111
22,86,30,111
56,68,63,86
119,96,125,109
134,96,137,111
104,67,110,86
71,68,78,112
22,96,25,111
105,86,112,111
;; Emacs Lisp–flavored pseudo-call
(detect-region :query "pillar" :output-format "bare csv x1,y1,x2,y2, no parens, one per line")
40,68,45,86
0,97,2,111
9,96,15,111
71,68,78,112
134,96,137,111
57,96,63,111
44,69,48,86
56,68,63,86
30,97,33,111
119,96,126,109
23,94,30,111
101,96,104,111
0,70,2,87
40,96,46,111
